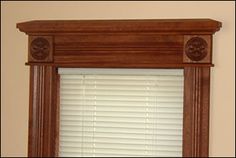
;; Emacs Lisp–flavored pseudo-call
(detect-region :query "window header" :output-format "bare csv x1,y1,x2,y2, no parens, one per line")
17,19,221,34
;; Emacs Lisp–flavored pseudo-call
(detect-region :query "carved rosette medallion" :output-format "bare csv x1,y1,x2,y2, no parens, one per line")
28,36,53,62
30,37,50,60
185,37,208,61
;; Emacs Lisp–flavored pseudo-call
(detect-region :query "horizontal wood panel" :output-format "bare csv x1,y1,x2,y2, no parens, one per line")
54,34,183,50
54,34,183,66
54,52,182,66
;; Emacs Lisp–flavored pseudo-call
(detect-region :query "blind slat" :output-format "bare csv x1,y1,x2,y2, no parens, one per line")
60,128,183,135
61,111,183,118
60,141,182,150
60,117,183,124
59,147,182,155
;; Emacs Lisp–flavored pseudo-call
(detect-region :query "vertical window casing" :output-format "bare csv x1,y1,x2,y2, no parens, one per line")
59,69,184,157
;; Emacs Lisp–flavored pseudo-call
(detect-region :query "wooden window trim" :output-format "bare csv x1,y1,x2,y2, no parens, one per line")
17,19,222,157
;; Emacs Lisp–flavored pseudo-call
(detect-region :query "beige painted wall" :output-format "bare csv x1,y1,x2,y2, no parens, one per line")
1,1,235,157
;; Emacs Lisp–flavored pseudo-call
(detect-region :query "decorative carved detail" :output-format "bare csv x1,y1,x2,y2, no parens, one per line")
30,38,50,60
185,37,208,61
29,36,53,62
183,35,211,63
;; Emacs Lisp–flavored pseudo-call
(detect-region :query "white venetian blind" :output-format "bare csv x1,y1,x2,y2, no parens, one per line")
59,68,184,157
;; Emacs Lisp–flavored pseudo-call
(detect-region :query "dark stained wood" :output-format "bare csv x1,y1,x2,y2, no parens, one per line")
53,34,183,66
28,36,53,62
17,20,221,67
54,71,60,157
28,66,58,157
183,35,212,63
17,19,221,157
17,19,221,34
25,62,214,68
183,67,210,157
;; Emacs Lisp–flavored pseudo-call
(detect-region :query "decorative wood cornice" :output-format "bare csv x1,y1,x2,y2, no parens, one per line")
17,19,221,34
17,19,221,67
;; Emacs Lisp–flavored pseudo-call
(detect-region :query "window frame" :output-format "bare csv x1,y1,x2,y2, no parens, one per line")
17,19,221,157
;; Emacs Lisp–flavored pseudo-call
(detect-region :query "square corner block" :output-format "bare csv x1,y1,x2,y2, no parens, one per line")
28,36,53,62
183,35,212,63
